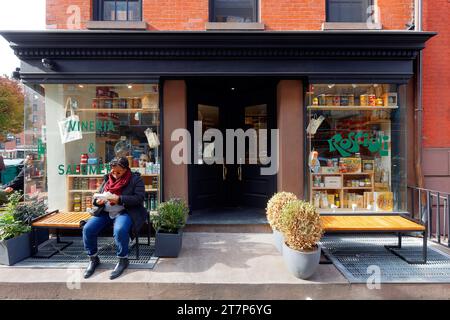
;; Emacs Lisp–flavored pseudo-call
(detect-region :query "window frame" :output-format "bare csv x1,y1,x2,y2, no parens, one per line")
326,0,374,23
93,0,143,22
209,0,259,23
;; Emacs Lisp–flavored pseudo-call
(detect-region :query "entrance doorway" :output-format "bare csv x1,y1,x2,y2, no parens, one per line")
188,78,277,211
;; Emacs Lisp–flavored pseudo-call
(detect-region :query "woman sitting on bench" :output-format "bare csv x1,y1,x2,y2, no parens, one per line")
82,156,147,280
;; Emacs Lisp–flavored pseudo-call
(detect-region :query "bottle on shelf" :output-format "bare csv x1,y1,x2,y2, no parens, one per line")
335,193,340,207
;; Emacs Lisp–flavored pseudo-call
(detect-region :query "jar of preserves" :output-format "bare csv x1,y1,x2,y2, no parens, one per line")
369,94,376,107
376,98,384,107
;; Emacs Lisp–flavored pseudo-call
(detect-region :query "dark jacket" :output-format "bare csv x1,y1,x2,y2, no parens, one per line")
6,165,24,193
93,172,148,237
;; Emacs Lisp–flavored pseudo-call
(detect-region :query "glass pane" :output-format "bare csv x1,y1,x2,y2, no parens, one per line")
23,86,47,203
103,1,116,21
128,0,140,21
198,105,219,164
116,0,128,21
24,83,161,213
327,0,371,23
245,104,267,164
213,0,256,22
306,83,405,213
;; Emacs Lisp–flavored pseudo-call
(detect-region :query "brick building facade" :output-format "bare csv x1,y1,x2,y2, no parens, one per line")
422,0,450,191
1,1,437,216
46,0,414,31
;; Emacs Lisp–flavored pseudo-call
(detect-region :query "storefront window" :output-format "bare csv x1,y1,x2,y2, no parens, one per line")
24,85,47,203
24,83,161,214
306,83,406,213
210,0,258,23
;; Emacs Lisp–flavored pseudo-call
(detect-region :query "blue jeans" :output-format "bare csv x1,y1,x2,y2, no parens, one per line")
82,212,132,258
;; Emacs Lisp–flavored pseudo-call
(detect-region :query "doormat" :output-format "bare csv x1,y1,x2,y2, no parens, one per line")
320,234,450,283
9,237,158,269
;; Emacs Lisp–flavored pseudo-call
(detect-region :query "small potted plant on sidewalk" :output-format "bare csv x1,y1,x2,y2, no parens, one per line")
266,192,297,253
151,198,188,257
0,193,32,265
279,200,323,279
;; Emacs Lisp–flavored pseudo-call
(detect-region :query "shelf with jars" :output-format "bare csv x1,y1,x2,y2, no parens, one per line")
306,83,396,213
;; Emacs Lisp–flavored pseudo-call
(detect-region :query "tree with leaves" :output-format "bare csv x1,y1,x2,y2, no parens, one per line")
0,77,24,142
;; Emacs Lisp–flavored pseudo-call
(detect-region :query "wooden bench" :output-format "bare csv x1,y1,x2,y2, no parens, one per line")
31,211,92,258
31,210,152,260
320,215,427,264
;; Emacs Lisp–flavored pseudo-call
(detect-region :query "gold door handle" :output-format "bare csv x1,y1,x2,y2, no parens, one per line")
238,165,242,181
223,163,227,180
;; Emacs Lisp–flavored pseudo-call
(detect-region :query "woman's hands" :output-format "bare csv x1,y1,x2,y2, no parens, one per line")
108,194,120,205
96,199,106,206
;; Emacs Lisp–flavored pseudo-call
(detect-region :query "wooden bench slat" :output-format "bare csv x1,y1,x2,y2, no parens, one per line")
32,212,92,229
321,215,425,232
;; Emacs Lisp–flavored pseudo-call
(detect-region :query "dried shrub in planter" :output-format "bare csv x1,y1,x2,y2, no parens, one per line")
266,192,298,231
279,200,323,252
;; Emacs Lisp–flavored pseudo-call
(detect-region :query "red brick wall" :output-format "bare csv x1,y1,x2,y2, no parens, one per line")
46,0,414,31
422,0,450,148
144,0,208,31
377,0,413,30
261,0,325,31
46,0,92,29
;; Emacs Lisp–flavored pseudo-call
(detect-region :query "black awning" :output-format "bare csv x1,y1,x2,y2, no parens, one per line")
1,30,436,83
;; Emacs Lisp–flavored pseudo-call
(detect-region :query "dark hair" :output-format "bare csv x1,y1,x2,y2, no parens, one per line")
109,157,129,169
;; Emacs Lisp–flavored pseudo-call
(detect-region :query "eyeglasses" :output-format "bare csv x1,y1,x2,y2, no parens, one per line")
109,158,129,168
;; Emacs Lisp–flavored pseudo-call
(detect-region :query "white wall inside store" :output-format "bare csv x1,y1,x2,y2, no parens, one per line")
44,84,67,211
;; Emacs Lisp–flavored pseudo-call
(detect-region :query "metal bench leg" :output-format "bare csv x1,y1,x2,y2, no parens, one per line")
136,235,140,260
31,227,38,255
385,232,427,265
147,220,151,246
32,229,73,259
423,230,428,264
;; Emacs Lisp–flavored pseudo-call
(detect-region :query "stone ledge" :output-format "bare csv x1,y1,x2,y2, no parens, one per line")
322,22,382,30
87,20,147,30
205,22,265,31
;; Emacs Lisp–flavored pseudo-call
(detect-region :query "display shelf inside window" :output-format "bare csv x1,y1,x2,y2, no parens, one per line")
63,84,161,214
24,152,47,202
306,83,396,213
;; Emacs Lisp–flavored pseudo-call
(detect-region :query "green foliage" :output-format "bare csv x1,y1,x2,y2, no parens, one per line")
0,192,33,241
0,77,24,142
279,200,323,252
151,198,188,233
0,212,31,241
13,199,47,225
5,191,22,215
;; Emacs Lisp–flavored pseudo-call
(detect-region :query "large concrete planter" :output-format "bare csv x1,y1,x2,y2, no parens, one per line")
272,229,284,253
154,229,183,258
0,232,31,266
282,242,320,280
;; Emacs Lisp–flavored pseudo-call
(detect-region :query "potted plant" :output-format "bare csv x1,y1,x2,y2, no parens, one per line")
279,200,323,279
0,192,33,265
151,198,188,257
266,192,297,253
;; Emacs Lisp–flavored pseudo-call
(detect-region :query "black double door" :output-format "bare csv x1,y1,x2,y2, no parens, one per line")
188,79,277,210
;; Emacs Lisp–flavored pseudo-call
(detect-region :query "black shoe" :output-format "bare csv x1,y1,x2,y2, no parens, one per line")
110,257,129,280
84,255,100,279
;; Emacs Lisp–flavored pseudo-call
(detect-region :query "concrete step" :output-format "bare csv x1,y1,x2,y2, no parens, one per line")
1,233,450,299
184,223,272,233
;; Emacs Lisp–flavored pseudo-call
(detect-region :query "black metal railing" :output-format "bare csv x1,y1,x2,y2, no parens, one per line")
408,186,450,247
